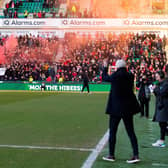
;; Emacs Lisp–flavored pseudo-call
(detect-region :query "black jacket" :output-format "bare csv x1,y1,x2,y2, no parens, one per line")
102,67,140,117
153,78,168,122
82,73,89,84
138,82,151,102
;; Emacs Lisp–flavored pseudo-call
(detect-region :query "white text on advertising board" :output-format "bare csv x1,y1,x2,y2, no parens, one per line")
29,85,82,91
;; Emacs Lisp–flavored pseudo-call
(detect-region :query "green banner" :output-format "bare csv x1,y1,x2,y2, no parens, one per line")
0,82,111,92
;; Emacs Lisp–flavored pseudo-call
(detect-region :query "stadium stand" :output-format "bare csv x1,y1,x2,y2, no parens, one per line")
0,32,167,84
1,0,63,18
1,0,168,18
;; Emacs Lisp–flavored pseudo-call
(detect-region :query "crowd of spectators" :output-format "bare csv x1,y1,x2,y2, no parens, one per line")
3,0,63,18
127,33,167,86
0,32,167,84
0,34,59,81
2,0,168,18
55,32,167,85
3,0,22,18
0,35,7,46
2,0,101,19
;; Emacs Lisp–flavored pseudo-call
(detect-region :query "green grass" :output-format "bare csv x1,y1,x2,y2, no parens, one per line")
0,92,108,168
0,92,108,147
0,92,167,168
93,96,168,168
0,149,89,168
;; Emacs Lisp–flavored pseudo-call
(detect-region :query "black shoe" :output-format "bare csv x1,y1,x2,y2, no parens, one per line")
102,155,115,162
126,156,140,163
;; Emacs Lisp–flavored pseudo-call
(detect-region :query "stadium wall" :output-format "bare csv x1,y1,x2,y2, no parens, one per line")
0,18,168,37
1,18,168,29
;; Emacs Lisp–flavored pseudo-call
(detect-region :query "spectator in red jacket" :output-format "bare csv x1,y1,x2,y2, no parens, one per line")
38,11,42,18
5,3,9,11
13,11,18,18
46,76,52,82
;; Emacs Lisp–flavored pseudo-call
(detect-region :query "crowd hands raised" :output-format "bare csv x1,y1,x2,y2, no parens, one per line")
0,32,167,84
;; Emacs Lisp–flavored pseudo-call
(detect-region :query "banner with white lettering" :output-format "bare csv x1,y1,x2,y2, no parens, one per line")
1,18,168,29
0,82,111,92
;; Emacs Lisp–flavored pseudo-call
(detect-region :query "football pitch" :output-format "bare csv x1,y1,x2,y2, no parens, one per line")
0,92,167,168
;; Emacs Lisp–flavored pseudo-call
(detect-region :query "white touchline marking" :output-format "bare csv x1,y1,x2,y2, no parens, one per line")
152,163,168,167
0,145,94,152
81,130,109,168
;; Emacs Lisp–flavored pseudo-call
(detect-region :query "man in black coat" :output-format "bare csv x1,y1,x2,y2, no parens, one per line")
102,59,140,163
81,70,90,93
138,75,151,118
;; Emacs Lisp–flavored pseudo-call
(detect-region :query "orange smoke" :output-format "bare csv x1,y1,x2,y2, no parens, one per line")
0,46,5,64
91,0,151,17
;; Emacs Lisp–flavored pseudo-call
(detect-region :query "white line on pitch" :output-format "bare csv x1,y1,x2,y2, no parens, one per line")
0,145,94,152
81,130,109,168
152,163,168,167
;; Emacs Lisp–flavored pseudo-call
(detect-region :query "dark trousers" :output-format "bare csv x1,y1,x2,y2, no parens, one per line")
139,99,149,117
109,115,139,157
159,122,167,140
41,86,46,91
81,83,90,93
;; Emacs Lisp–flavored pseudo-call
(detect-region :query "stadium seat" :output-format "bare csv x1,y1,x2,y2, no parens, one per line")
2,0,62,18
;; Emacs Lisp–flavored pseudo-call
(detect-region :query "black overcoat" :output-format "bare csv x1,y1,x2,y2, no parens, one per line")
102,67,140,117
